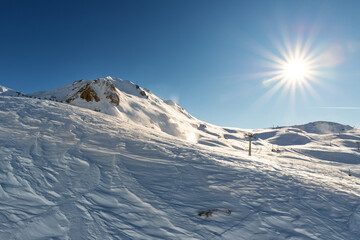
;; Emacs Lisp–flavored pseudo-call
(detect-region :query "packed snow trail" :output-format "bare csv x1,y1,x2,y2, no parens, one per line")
0,96,359,239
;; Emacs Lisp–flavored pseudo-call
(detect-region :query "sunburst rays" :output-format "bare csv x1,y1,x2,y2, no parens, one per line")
255,33,325,107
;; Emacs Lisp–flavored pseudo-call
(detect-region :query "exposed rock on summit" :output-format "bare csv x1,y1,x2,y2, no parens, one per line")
66,83,100,103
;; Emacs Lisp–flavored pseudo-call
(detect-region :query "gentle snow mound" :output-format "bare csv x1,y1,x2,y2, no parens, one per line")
293,121,353,134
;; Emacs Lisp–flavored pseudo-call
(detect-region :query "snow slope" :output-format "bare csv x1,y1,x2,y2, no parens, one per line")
0,82,360,239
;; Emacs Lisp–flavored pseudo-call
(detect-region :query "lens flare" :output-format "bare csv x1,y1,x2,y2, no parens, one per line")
245,26,344,123
255,33,325,106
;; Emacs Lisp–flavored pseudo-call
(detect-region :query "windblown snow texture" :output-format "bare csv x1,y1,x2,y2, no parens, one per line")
0,78,359,239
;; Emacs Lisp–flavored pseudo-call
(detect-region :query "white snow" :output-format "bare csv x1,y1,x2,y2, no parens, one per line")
0,79,359,239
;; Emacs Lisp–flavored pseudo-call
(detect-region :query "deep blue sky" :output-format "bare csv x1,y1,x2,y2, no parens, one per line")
1,0,359,128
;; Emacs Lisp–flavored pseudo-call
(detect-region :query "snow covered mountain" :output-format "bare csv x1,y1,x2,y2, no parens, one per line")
30,77,198,142
0,79,359,239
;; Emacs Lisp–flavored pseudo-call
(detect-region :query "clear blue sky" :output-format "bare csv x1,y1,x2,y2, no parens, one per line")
1,0,359,129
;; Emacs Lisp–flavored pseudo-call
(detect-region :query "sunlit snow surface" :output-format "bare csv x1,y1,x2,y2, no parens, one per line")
0,96,359,239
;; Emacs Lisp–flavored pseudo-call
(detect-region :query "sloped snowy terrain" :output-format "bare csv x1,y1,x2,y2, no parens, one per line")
0,79,359,239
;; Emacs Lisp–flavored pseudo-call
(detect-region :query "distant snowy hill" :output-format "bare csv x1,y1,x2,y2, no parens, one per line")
253,121,354,146
293,121,353,134
0,85,7,93
0,79,359,239
0,84,21,96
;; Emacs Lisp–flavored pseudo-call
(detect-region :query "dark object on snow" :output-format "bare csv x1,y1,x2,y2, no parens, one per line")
135,84,140,89
139,91,147,97
198,124,207,130
198,209,231,218
198,210,213,218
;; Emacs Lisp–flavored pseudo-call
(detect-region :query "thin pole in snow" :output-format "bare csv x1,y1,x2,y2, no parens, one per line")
245,133,256,156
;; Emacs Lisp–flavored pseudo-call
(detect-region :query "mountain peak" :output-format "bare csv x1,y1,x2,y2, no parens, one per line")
65,78,120,105
32,76,150,106
30,77,196,140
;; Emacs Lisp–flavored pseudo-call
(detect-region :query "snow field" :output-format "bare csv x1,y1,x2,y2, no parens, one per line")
0,95,359,239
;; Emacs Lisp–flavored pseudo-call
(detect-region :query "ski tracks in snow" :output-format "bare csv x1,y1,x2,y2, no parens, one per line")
0,97,360,239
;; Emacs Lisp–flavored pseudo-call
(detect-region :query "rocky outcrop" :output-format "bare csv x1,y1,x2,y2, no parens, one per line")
65,79,121,105
66,83,100,103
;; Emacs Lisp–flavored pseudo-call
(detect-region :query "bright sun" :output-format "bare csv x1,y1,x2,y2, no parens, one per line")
283,59,309,82
259,36,322,97
253,28,336,107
